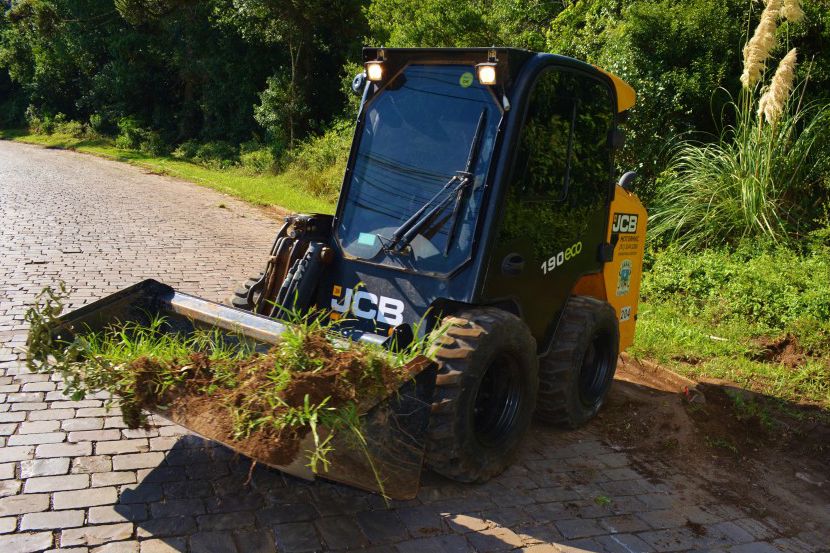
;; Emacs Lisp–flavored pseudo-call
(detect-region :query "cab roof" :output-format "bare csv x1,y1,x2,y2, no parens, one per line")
362,47,636,113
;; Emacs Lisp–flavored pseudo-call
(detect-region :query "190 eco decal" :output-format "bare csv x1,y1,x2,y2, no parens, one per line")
541,241,582,275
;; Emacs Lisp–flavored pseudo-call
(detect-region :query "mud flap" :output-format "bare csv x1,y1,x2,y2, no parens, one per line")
44,279,436,499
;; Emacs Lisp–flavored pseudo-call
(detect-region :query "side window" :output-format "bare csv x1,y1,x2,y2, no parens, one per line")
498,68,614,262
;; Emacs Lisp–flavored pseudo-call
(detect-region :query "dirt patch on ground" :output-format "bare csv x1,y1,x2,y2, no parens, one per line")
593,355,830,534
751,334,806,368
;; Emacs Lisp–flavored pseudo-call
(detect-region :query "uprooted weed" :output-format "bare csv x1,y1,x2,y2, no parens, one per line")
25,284,433,490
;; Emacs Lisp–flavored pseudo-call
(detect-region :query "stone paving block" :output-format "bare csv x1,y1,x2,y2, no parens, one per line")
256,503,318,526
0,464,14,483
8,431,67,445
555,518,606,540
0,531,54,552
189,530,238,553
161,479,212,499
203,491,265,513
521,545,559,553
112,452,165,471
78,408,112,418
466,526,525,552
53,486,118,509
446,513,490,533
0,493,50,516
24,473,90,492
21,509,86,530
149,437,178,451
8,392,44,403
28,408,76,420
396,534,473,553
0,516,16,534
119,482,163,503
0,479,21,497
11,402,48,411
274,522,323,553
397,505,447,537
69,430,122,443
92,471,136,487
140,538,187,553
91,541,139,553
355,510,409,545
71,455,113,474
151,498,206,519
96,439,150,455
0,445,34,462
638,509,692,530
729,543,783,553
37,441,92,458
638,527,710,552
122,428,158,439
599,514,652,534
315,515,370,550
233,529,277,553
61,522,134,546
22,382,56,392
135,516,198,539
0,411,27,423
198,511,256,532
62,418,105,432
88,504,148,525
0,422,18,435
20,457,69,478
597,533,656,553
705,520,756,545
19,420,61,433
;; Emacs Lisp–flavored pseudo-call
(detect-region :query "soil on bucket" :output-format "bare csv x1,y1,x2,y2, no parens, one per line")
115,331,416,467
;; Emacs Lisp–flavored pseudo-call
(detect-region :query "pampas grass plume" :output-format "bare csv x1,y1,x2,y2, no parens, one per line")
741,0,782,88
781,0,805,23
758,48,798,125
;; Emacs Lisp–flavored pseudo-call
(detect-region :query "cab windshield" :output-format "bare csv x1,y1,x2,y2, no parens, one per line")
338,64,501,274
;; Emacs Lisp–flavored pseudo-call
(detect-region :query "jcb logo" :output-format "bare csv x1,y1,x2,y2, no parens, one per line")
612,213,638,234
330,285,405,326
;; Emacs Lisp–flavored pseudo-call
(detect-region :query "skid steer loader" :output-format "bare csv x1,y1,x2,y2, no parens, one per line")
45,47,647,499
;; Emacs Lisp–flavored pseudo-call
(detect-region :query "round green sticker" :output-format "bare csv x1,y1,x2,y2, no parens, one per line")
459,72,474,88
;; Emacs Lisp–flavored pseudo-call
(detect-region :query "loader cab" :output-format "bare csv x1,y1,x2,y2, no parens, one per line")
329,48,628,350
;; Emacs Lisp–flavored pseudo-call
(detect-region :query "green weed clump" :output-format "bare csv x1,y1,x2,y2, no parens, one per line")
25,285,433,482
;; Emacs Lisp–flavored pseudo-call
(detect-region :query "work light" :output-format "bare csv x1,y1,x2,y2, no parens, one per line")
365,61,384,82
476,63,497,85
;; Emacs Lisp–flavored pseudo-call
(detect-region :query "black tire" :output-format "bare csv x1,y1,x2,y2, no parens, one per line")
227,273,264,311
536,295,619,428
426,307,538,482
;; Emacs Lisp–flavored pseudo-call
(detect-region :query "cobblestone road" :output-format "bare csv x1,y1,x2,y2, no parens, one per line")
0,141,825,553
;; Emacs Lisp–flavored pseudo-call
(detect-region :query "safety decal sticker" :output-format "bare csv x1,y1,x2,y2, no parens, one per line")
616,259,632,297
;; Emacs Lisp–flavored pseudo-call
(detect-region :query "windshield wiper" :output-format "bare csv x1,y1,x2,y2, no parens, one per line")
385,107,488,254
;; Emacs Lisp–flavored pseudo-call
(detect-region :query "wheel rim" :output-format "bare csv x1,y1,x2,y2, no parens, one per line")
473,353,523,447
578,330,614,407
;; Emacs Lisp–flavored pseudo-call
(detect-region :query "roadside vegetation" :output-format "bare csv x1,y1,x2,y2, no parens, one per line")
2,0,829,420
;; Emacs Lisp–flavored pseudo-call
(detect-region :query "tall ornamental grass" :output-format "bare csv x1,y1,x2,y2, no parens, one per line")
649,0,830,249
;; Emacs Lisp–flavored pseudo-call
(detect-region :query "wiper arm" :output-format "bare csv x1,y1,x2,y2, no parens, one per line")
443,108,488,255
387,107,488,254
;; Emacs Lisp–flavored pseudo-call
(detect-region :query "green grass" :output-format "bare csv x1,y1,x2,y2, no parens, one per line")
0,129,335,215
630,299,830,411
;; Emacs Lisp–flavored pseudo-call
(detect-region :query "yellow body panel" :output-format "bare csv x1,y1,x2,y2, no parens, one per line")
593,67,636,113
603,187,648,350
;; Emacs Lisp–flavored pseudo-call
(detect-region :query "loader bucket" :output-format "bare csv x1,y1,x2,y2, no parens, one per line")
44,279,436,499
